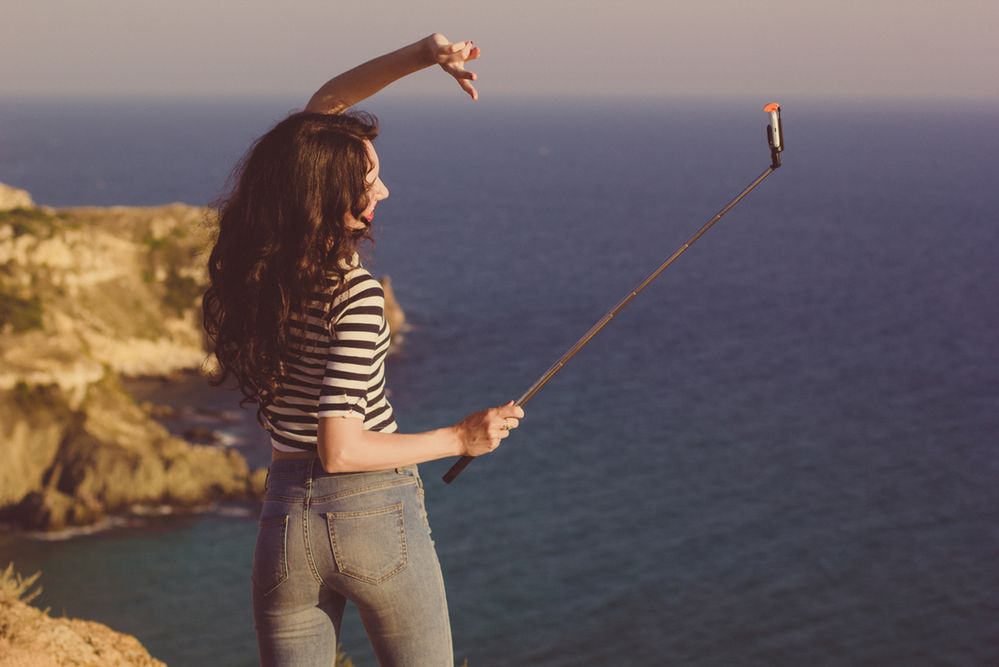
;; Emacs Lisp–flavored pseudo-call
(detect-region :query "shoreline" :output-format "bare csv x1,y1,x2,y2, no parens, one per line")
3,499,258,543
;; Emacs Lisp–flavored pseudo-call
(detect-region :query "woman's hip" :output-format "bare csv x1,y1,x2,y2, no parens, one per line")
254,462,435,595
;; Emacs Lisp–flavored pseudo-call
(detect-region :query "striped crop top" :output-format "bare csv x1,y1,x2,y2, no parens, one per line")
262,264,398,452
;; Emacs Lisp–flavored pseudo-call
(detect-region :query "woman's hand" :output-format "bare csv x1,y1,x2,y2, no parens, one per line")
423,33,481,101
453,401,524,457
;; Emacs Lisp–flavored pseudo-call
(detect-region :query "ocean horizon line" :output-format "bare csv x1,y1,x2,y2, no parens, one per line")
3,90,998,110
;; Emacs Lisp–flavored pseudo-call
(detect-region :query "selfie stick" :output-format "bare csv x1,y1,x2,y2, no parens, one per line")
444,103,785,484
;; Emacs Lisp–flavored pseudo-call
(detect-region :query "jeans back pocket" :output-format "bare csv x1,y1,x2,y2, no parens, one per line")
326,501,408,584
252,514,290,596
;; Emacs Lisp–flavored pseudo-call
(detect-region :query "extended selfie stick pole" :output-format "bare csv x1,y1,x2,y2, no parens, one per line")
443,103,785,484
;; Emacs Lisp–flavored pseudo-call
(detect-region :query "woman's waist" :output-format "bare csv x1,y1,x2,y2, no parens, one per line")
271,447,319,462
263,456,420,499
264,417,399,452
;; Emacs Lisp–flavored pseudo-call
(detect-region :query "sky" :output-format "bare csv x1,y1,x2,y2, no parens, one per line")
0,0,996,101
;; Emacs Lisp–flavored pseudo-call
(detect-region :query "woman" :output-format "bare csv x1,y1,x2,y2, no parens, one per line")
202,33,524,666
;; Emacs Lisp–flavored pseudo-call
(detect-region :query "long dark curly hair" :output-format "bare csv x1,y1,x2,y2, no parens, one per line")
202,110,379,427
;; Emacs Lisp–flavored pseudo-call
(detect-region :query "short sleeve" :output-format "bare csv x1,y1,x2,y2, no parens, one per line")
316,273,385,421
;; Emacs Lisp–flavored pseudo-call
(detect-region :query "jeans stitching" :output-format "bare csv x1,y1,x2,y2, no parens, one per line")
302,458,327,588
326,501,408,584
310,477,416,503
265,478,415,505
432,543,453,655
252,514,289,596
253,475,452,664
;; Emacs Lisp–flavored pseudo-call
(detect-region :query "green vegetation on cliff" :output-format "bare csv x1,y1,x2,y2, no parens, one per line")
0,200,212,360
0,206,59,238
0,290,43,333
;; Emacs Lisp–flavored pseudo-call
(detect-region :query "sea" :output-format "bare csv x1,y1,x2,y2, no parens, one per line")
0,94,997,667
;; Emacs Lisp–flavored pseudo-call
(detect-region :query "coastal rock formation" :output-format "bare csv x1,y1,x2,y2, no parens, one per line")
0,202,211,380
0,195,257,531
0,184,405,531
0,183,33,212
380,274,407,344
3,373,253,531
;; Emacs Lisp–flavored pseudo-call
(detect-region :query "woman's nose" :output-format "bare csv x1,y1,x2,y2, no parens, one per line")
378,179,389,201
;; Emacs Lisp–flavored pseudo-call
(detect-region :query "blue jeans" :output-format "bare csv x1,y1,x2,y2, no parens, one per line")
252,459,453,666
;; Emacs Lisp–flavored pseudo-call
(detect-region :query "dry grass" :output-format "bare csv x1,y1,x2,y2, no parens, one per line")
0,562,42,606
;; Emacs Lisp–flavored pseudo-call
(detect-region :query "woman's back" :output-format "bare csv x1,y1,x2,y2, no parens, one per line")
264,265,398,453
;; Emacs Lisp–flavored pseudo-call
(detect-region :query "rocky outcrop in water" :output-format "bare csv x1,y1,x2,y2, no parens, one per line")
380,274,407,344
1,373,255,531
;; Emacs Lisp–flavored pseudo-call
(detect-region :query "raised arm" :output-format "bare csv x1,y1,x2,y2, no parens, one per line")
306,33,481,113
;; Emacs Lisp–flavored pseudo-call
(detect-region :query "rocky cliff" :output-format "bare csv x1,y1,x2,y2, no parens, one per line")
0,563,165,666
0,183,33,212
0,596,166,666
0,184,405,532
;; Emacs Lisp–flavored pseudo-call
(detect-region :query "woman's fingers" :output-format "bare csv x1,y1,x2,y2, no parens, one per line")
455,43,480,61
452,40,479,56
436,39,481,100
441,40,477,61
498,402,525,420
441,63,478,93
487,405,521,430
498,419,519,433
457,399,524,456
461,80,478,101
491,404,522,432
443,70,476,100
443,65,476,83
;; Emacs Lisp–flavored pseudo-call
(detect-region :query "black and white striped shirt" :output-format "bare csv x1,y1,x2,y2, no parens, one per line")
263,264,398,452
